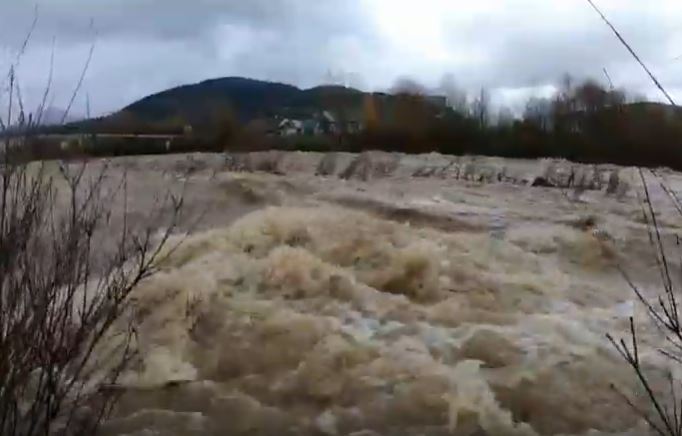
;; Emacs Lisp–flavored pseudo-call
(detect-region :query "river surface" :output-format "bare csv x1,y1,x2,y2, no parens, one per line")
85,152,682,436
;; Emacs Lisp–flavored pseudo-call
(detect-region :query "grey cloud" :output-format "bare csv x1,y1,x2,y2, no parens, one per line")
438,3,679,88
1,0,376,113
0,1,368,43
1,1,680,115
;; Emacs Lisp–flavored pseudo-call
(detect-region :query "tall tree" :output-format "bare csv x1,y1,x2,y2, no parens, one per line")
439,74,469,115
472,87,490,129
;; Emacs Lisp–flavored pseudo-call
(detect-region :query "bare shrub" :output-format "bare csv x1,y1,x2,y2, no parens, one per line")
315,153,339,177
251,151,285,174
172,155,204,177
572,170,588,201
412,166,437,178
591,165,605,191
0,156,183,436
339,153,371,181
339,151,400,182
587,3,682,433
607,169,682,436
461,161,476,181
0,21,184,436
607,170,621,195
224,153,253,173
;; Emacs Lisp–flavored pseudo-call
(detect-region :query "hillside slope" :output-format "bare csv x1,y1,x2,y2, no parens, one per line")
60,77,446,135
82,78,372,131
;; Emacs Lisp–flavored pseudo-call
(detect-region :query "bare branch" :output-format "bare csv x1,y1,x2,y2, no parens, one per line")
61,21,97,125
13,5,39,69
0,16,188,434
35,37,55,128
586,0,676,106
603,67,614,91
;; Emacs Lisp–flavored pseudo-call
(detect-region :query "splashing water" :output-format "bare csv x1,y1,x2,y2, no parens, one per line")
94,198,663,436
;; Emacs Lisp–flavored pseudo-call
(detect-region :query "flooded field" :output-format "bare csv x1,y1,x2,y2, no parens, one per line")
84,151,682,436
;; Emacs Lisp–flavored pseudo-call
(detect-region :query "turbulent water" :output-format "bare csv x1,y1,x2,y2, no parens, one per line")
92,152,682,436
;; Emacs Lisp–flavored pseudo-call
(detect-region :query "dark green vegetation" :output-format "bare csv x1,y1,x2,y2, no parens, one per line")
51,78,370,136
37,76,682,170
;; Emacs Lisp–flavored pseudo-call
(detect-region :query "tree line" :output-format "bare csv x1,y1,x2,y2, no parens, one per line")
352,75,682,170
42,75,682,170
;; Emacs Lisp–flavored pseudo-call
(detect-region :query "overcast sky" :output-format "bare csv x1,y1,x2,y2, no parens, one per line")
1,0,681,116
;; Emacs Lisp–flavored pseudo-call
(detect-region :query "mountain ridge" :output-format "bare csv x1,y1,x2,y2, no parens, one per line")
59,77,436,135
119,77,366,124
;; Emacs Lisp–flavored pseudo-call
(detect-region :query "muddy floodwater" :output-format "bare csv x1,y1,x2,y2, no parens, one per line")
82,152,682,436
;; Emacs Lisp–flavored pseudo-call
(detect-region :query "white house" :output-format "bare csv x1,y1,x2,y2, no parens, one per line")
278,119,304,136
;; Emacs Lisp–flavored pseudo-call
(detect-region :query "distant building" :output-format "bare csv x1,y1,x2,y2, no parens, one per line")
315,111,339,135
301,119,318,135
278,119,304,136
277,111,363,136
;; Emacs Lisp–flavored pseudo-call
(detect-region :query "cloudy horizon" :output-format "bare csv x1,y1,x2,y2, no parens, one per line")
1,0,681,117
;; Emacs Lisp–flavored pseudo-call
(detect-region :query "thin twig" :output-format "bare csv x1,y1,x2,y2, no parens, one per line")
35,37,56,128
61,22,97,125
603,67,614,91
586,0,676,106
